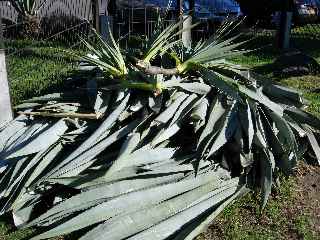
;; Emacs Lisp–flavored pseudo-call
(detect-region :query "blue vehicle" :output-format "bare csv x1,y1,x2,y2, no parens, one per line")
194,0,241,22
294,0,320,24
118,0,241,21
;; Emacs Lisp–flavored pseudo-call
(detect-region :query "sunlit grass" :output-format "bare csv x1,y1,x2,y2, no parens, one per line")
4,40,82,105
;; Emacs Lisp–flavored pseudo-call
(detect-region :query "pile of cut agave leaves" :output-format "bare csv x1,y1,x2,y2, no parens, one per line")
0,20,319,240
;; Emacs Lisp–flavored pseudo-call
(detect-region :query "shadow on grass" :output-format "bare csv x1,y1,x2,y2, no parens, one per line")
291,37,320,60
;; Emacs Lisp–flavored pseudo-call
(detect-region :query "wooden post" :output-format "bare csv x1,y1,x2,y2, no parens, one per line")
0,50,13,125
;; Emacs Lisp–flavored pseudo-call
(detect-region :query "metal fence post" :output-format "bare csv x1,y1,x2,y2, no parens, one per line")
94,0,101,33
180,0,195,48
278,0,293,49
182,15,192,48
100,15,113,40
279,12,292,49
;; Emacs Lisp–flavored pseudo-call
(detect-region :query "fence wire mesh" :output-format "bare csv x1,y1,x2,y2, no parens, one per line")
1,0,95,105
1,1,320,105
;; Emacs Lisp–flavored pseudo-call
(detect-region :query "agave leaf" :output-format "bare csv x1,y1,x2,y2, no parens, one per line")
197,96,229,157
198,97,224,146
117,133,141,160
49,119,141,178
191,98,209,122
149,94,163,113
107,147,176,175
170,94,198,125
192,34,242,59
152,124,181,146
259,149,273,209
187,38,251,67
201,69,239,100
94,91,111,116
162,76,183,88
12,191,41,216
141,160,197,174
14,103,42,110
24,143,63,189
3,143,61,207
284,114,307,137
28,172,186,228
165,82,212,95
153,93,188,125
0,163,15,196
144,20,182,63
258,110,291,173
80,29,127,76
126,179,240,240
239,101,254,153
238,86,284,117
22,92,84,103
2,157,28,200
0,161,10,175
270,112,298,165
47,94,130,177
207,59,248,73
253,111,268,150
285,107,320,130
262,84,305,108
12,192,41,227
0,118,33,154
2,120,68,160
79,178,238,240
31,172,223,239
207,103,238,158
174,185,250,240
303,125,320,164
48,166,140,190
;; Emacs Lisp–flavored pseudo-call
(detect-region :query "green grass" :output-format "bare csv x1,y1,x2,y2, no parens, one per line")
0,221,35,240
4,40,82,105
219,177,296,240
197,175,319,240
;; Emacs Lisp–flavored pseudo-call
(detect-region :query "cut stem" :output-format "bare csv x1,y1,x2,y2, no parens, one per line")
18,111,103,120
121,81,162,94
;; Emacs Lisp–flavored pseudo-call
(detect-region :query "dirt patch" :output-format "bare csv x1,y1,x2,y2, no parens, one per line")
197,162,320,240
293,163,320,235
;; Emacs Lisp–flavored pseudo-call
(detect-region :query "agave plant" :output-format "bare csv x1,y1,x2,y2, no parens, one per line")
8,0,45,35
0,18,319,240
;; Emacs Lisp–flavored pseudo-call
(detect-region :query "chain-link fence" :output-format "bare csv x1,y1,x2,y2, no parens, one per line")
0,0,96,105
1,0,320,104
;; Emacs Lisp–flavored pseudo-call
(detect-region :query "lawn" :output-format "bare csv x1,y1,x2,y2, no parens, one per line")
4,40,81,105
1,35,320,239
